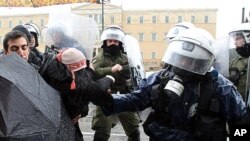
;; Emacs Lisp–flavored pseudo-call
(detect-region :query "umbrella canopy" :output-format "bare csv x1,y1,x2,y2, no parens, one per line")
0,53,75,141
0,0,92,7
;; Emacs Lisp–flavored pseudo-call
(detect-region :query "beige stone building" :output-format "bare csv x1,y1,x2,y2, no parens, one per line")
0,3,217,71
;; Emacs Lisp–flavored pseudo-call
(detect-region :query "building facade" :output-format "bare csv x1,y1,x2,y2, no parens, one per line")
0,3,217,71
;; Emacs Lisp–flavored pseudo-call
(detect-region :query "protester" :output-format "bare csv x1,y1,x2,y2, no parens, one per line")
2,30,30,61
12,24,42,68
39,47,115,141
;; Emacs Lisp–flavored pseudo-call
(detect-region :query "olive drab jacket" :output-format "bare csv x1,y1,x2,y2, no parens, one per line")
229,56,248,97
92,50,131,93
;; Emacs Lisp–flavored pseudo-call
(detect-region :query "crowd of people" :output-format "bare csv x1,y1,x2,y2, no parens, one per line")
0,13,250,141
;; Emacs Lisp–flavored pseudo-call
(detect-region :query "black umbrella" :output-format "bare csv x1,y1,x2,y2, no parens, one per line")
0,53,75,141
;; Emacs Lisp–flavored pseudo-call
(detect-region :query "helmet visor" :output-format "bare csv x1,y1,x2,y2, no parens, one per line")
229,31,247,49
162,41,215,75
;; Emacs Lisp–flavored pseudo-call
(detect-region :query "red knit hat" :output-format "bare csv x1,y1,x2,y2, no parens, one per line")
56,48,87,90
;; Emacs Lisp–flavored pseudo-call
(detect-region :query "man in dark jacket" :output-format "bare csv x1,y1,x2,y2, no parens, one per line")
99,28,247,141
2,30,30,61
12,24,42,68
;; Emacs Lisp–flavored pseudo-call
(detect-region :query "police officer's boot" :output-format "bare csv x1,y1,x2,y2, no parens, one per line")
93,137,108,141
127,128,140,141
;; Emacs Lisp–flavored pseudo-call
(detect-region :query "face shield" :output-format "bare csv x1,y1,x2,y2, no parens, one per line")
229,31,249,49
162,40,215,75
43,12,98,60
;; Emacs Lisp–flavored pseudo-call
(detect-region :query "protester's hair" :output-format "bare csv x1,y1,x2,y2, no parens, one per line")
3,30,29,51
75,69,90,90
12,25,32,42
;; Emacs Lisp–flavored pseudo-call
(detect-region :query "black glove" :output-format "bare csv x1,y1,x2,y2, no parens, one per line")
229,67,240,85
95,75,114,94
90,76,115,106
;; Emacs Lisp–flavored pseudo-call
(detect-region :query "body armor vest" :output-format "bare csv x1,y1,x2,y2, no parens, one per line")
148,70,227,141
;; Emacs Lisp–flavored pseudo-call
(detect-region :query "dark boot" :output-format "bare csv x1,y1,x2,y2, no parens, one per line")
93,137,108,141
93,131,109,141
128,128,140,141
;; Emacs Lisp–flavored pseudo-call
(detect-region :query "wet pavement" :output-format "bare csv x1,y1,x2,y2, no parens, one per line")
79,103,150,141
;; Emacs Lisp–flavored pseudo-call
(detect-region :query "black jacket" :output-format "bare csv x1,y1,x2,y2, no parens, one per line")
39,53,113,118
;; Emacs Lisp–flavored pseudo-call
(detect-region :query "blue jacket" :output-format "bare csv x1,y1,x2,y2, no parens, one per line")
103,68,246,141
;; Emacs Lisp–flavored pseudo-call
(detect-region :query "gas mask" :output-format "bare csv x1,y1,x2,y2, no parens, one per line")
164,75,184,98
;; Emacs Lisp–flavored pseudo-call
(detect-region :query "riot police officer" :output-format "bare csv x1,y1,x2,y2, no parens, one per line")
99,27,247,141
228,23,250,100
91,25,141,141
24,23,43,61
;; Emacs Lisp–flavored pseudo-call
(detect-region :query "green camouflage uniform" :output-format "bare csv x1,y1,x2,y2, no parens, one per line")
91,50,140,141
229,56,248,98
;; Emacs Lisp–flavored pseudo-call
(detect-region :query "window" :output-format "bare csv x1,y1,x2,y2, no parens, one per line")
139,33,144,42
139,16,144,24
94,15,98,23
191,16,195,23
151,33,157,41
98,30,102,40
178,16,183,23
152,16,157,23
30,20,33,23
165,16,169,23
91,14,101,23
110,16,114,24
41,19,44,26
9,21,12,28
164,32,168,38
127,16,131,24
151,52,156,59
99,14,102,24
19,20,22,25
204,16,209,23
0,21,2,28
